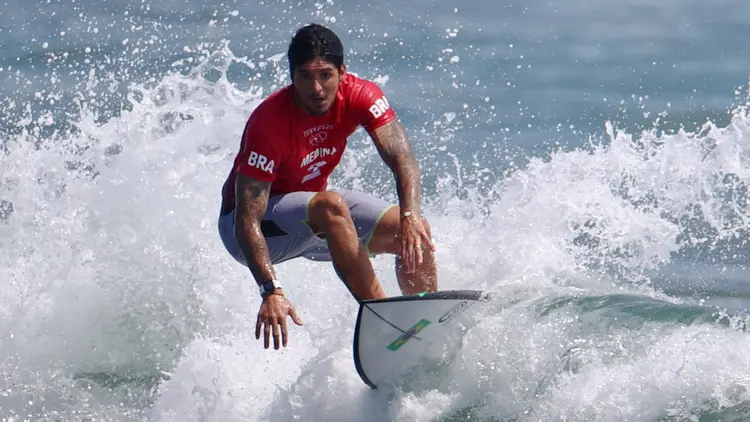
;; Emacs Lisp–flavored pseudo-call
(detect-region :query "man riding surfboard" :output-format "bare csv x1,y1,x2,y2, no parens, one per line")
218,23,438,350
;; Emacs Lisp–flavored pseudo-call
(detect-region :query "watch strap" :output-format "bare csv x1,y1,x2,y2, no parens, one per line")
259,279,282,297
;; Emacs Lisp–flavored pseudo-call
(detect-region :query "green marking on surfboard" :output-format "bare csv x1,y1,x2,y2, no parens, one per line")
418,292,426,297
387,319,431,351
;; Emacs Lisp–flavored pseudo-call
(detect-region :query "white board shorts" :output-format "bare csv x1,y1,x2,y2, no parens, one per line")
218,189,396,266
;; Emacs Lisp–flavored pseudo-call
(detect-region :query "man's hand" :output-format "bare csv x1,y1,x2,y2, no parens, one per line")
255,291,304,349
399,214,436,273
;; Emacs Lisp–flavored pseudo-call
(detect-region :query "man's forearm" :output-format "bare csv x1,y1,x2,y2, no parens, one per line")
235,174,275,285
392,155,422,215
373,119,423,215
235,216,276,285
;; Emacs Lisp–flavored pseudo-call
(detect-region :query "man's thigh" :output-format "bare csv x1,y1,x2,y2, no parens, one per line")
218,189,395,265
299,189,396,260
337,189,396,252
217,191,320,266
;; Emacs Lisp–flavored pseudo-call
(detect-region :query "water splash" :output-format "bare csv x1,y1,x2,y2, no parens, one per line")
3,39,750,421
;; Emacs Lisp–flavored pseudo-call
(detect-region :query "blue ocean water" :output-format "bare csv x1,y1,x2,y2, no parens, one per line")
2,0,750,420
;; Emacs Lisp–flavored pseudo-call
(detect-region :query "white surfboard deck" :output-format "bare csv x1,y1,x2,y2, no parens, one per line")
353,290,490,389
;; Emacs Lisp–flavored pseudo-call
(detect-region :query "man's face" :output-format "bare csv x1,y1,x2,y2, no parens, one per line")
292,58,345,115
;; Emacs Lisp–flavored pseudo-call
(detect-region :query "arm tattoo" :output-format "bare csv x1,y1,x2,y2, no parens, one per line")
372,119,422,214
234,173,275,285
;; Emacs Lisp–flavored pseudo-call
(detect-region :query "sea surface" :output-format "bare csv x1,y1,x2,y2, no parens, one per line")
2,0,750,420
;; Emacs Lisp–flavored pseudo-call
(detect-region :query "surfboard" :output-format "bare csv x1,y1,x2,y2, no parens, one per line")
353,290,490,389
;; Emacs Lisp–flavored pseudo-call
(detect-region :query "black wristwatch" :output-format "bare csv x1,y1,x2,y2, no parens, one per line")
259,279,282,298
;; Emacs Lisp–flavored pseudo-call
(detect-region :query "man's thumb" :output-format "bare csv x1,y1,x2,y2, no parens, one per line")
290,308,304,326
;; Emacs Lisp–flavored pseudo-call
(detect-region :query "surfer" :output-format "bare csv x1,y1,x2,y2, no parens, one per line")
218,23,438,350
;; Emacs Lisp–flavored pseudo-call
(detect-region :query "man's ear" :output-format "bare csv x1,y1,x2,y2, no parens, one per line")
339,63,347,77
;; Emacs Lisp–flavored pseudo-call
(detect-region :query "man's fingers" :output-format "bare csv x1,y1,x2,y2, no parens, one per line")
422,229,436,251
263,320,271,349
399,236,410,273
424,219,433,237
272,317,280,350
257,300,306,350
403,237,412,273
280,316,289,347
416,238,424,266
408,237,417,273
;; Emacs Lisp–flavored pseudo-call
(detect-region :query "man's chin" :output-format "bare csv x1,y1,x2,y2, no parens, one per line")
306,102,330,115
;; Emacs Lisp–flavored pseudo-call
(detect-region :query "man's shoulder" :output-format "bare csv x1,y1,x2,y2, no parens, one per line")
340,73,383,97
339,73,393,126
248,85,293,123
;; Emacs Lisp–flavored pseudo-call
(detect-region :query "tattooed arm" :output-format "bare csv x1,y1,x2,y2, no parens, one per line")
371,119,422,214
234,172,275,285
236,172,303,350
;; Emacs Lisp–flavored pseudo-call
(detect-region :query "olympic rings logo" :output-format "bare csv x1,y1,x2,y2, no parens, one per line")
308,131,329,145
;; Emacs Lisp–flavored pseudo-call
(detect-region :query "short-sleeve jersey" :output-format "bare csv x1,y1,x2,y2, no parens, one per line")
221,73,396,211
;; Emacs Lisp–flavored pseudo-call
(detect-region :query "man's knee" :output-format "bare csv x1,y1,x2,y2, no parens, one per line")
308,191,351,232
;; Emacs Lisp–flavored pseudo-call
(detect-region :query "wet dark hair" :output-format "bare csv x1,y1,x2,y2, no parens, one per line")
287,23,344,78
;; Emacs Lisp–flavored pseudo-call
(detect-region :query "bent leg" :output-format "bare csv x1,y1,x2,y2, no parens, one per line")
307,191,387,301
217,192,330,267
367,206,438,295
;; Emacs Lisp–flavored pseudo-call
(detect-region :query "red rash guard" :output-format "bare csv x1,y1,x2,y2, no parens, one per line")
221,74,396,211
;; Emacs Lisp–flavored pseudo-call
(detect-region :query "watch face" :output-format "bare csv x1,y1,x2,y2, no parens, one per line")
260,280,281,297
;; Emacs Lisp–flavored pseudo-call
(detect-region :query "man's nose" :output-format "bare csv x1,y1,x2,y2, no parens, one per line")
312,78,323,93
